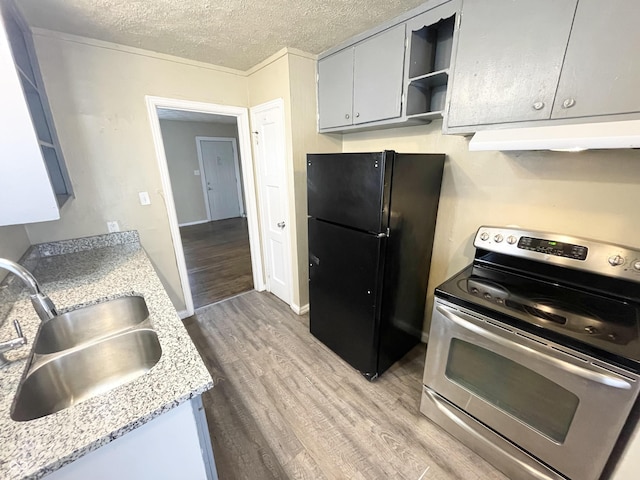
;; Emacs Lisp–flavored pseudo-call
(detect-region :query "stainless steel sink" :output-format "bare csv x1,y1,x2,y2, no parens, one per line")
34,296,150,354
10,296,162,422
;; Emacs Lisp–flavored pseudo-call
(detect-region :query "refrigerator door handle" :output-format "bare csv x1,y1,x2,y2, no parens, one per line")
376,228,390,238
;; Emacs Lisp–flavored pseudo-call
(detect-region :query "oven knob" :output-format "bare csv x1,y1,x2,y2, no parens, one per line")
494,234,504,243
634,261,640,271
480,232,489,241
585,326,597,334
608,255,625,267
470,287,479,294
507,235,517,245
484,292,492,299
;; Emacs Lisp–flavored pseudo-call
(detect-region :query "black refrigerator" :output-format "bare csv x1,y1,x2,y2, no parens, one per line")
307,151,445,380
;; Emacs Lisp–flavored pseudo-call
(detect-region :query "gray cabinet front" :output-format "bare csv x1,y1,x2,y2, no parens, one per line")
446,0,577,128
317,48,354,130
352,24,406,125
551,0,640,119
317,24,406,131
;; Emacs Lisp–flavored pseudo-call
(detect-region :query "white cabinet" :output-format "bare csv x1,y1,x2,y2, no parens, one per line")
0,3,71,226
318,24,406,130
45,398,218,480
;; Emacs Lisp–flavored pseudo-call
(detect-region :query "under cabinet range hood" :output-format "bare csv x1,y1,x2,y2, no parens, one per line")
468,120,640,152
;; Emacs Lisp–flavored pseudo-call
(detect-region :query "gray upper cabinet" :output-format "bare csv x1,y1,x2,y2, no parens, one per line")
404,0,459,119
352,24,406,125
446,0,578,129
317,48,354,130
317,24,407,131
551,0,640,119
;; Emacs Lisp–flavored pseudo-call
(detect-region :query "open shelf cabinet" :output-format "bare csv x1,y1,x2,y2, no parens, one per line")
405,11,456,119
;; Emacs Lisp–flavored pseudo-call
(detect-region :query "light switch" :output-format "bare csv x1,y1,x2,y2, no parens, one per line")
107,221,120,233
194,170,201,176
139,191,151,205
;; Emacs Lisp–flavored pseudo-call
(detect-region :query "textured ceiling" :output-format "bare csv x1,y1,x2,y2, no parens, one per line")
16,0,428,71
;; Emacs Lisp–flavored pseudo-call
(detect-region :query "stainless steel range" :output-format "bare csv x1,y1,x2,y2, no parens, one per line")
421,226,640,480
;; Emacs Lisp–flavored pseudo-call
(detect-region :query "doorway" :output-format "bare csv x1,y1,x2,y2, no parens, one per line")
196,137,244,221
146,97,265,317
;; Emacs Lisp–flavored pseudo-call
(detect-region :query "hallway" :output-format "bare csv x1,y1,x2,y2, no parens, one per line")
180,218,253,308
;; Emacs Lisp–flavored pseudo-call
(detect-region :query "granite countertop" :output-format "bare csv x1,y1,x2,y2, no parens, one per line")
0,232,213,479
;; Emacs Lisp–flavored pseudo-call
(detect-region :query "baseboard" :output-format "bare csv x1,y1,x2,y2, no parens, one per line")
421,331,430,344
178,219,209,227
177,309,191,319
290,303,309,315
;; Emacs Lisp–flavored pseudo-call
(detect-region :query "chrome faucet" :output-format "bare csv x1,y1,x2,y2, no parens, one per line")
0,320,26,367
0,258,58,322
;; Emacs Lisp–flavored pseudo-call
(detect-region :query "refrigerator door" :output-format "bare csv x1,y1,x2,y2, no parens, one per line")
307,152,392,233
308,218,386,378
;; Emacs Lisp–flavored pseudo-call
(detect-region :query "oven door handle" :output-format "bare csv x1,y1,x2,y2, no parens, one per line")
437,304,634,390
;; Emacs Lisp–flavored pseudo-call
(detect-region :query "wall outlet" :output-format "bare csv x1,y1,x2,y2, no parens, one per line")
139,191,151,205
194,169,200,176
107,221,120,233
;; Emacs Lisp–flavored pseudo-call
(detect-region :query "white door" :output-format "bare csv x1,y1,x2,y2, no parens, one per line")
198,138,243,221
250,99,291,305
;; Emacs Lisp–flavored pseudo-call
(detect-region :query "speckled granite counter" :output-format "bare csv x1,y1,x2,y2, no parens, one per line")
0,232,213,479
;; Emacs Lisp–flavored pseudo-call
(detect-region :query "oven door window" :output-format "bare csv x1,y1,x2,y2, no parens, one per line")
445,338,579,443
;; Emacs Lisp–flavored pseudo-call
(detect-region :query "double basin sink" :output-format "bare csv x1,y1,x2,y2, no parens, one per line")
11,296,162,422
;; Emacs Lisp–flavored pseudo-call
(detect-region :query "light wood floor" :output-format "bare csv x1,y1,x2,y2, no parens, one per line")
183,291,507,480
180,218,253,308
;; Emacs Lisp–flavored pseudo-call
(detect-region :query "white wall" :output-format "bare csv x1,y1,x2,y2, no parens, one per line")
159,119,240,226
247,49,340,311
23,31,249,311
342,121,640,333
287,54,342,308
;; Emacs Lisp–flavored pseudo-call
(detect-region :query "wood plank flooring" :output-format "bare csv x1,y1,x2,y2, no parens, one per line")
183,291,508,480
180,219,253,308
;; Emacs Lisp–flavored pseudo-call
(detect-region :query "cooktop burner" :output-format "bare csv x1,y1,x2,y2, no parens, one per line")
437,227,640,372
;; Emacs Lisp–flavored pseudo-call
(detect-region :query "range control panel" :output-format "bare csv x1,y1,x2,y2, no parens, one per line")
474,226,640,282
517,236,588,260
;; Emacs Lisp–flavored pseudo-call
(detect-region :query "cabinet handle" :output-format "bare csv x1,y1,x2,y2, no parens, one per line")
355,112,360,118
562,98,576,109
345,113,350,119
532,101,545,111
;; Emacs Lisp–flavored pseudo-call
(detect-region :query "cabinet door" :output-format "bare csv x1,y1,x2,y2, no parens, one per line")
317,48,354,129
352,24,406,124
552,0,640,119
0,7,59,225
446,0,577,128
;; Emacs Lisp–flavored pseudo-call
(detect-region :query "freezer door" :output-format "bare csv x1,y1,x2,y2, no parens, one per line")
307,152,392,233
308,218,385,377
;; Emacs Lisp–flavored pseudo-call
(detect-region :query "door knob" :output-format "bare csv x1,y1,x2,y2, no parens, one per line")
277,221,286,229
